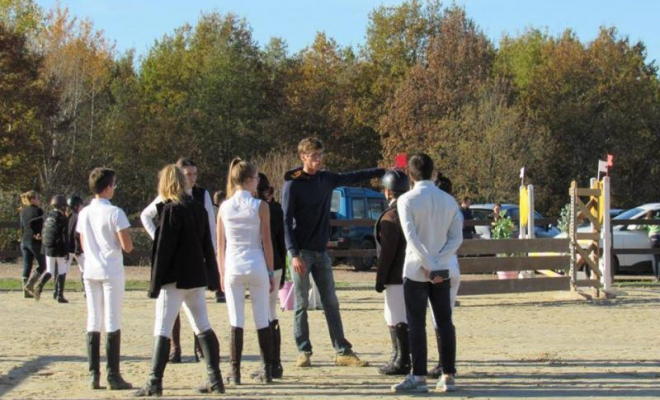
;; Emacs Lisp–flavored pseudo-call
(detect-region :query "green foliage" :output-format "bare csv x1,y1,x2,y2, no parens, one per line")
2,1,660,222
0,191,20,254
558,203,572,233
0,0,42,35
491,210,515,239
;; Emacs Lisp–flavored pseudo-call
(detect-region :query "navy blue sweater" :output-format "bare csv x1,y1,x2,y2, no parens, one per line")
282,167,385,256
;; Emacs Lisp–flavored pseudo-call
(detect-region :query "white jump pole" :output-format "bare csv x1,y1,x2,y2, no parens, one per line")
600,176,612,291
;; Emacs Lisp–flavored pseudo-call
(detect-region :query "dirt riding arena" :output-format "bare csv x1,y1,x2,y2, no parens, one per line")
0,266,659,399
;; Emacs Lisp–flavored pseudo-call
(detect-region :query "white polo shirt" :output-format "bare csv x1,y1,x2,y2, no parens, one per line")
77,198,131,280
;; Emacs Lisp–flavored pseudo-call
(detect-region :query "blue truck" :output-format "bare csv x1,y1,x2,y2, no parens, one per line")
328,186,388,271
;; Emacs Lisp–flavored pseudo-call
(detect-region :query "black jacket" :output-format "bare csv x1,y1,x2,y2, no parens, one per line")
268,200,286,270
149,196,219,299
20,205,43,247
375,201,406,286
282,167,385,255
268,200,287,287
67,212,82,255
42,210,68,257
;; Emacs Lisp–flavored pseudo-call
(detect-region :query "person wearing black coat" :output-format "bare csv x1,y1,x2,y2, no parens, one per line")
135,165,224,397
20,191,46,298
34,195,70,303
248,173,287,380
375,170,411,376
67,196,85,295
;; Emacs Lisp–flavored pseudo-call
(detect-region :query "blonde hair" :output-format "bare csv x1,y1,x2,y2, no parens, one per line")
158,164,187,203
20,190,39,207
226,158,257,198
297,137,324,155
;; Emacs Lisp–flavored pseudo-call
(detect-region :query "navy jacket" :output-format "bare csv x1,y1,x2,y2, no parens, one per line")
282,167,385,256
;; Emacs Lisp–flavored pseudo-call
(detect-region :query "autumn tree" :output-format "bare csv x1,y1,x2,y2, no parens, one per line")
33,5,115,195
380,5,495,163
0,23,57,191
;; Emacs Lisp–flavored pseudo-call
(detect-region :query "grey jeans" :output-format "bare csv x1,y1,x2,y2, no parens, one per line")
292,250,352,355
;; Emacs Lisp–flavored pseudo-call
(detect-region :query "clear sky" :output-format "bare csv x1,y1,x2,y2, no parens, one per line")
35,0,660,66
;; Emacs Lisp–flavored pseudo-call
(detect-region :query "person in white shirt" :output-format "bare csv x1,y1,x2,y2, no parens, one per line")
140,158,216,363
218,158,276,385
77,168,133,391
391,153,463,394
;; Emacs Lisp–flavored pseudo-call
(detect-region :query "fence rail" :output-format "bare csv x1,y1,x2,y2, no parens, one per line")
4,216,660,273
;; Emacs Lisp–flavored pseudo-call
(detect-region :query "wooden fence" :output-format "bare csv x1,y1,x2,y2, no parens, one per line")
2,216,658,296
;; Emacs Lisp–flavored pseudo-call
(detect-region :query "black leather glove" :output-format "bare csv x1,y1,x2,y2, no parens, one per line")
375,282,385,293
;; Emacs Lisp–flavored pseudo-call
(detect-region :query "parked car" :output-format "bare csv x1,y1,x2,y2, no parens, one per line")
554,203,660,276
610,208,625,219
328,186,387,271
470,203,560,239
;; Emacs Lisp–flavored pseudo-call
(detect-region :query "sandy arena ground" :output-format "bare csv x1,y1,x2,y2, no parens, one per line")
0,266,659,399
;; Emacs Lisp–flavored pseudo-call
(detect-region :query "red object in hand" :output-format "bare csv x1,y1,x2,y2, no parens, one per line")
395,154,407,169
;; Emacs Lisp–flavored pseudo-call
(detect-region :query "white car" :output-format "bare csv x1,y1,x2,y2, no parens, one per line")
557,203,660,274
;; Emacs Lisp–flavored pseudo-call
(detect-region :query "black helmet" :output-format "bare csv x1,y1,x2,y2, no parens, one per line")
50,194,67,209
257,172,270,194
67,195,84,209
382,170,410,193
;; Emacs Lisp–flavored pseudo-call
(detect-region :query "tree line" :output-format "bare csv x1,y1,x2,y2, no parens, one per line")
2,0,660,218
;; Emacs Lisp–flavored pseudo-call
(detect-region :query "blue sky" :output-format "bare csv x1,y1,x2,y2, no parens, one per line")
35,0,660,66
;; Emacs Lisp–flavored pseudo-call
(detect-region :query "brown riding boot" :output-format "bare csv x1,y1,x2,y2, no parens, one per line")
169,314,182,363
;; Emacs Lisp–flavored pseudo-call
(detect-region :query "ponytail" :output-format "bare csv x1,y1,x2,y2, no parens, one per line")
226,158,257,198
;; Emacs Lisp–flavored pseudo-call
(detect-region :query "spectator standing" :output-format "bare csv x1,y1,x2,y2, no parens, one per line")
20,191,45,298
391,153,462,394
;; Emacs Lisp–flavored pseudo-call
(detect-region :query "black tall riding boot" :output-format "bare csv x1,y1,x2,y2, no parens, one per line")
394,323,411,374
106,330,133,390
53,272,59,299
22,278,33,298
135,336,170,397
227,326,243,385
196,329,225,394
428,328,443,378
271,320,283,379
169,314,182,363
87,332,101,389
253,327,273,384
378,326,399,375
34,272,51,301
193,334,203,362
56,274,68,303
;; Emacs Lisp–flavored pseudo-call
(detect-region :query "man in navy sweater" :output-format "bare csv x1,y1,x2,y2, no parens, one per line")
282,137,385,368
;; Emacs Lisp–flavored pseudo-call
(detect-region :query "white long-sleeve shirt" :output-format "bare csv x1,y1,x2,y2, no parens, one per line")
140,190,217,252
397,180,463,282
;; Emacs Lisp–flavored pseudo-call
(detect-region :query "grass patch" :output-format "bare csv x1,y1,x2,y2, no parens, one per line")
0,278,369,291
0,278,149,291
614,281,660,288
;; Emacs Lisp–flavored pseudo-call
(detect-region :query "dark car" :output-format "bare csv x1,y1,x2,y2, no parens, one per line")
470,203,560,239
328,186,387,271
